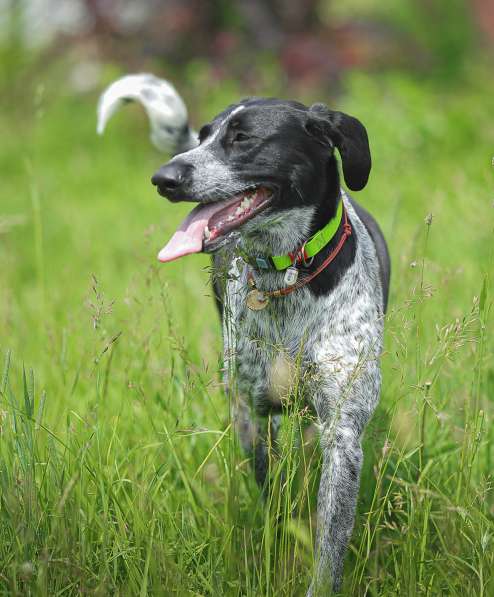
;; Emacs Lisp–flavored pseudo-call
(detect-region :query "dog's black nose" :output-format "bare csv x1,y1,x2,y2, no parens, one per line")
151,161,190,193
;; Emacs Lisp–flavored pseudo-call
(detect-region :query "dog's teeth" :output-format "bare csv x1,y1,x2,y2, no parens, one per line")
204,226,211,240
235,207,242,217
228,214,235,221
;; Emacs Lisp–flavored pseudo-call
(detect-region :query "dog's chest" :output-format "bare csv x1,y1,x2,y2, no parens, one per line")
222,259,334,405
220,232,383,411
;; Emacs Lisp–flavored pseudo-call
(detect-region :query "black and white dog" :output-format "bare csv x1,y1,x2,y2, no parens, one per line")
98,75,390,595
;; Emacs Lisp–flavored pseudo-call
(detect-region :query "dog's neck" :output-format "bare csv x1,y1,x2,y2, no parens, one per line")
232,159,353,300
239,158,340,257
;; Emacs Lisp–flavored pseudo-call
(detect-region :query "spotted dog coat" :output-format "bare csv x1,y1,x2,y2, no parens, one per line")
151,97,390,595
222,191,384,593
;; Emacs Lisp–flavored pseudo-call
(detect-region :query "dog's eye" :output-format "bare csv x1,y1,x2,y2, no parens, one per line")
199,125,212,143
232,132,251,143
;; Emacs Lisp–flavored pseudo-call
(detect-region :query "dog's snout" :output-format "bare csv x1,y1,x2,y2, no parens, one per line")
151,161,191,194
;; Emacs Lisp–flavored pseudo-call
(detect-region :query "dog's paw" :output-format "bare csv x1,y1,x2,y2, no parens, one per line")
96,73,197,154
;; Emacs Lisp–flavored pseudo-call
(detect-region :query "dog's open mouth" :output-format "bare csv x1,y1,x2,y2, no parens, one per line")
158,186,273,262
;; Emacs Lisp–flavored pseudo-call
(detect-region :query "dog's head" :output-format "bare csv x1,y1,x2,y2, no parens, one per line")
152,98,370,262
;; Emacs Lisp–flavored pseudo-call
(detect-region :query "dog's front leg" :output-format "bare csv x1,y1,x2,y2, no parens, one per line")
308,414,364,595
307,345,381,596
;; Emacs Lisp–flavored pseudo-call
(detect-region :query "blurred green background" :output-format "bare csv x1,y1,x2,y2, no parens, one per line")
0,1,493,595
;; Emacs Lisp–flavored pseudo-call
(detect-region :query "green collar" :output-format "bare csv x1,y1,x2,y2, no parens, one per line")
238,199,344,271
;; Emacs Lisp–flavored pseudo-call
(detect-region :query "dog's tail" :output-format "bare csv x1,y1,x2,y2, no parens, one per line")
96,73,198,155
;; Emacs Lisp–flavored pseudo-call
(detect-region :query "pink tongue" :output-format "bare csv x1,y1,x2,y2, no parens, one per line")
157,202,224,263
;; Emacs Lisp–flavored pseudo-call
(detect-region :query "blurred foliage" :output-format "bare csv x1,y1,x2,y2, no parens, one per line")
1,0,492,98
322,0,478,78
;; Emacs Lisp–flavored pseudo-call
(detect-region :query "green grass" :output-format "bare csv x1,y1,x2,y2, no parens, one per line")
0,61,493,595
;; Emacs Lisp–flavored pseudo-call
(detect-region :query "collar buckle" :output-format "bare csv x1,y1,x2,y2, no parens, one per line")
290,243,314,268
300,242,314,267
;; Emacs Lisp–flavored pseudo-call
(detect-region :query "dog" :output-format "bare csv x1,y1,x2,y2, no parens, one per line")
98,77,390,595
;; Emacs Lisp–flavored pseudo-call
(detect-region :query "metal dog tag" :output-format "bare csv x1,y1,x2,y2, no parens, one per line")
246,289,269,310
284,267,299,286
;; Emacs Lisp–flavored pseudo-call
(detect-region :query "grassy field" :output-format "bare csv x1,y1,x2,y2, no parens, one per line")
0,61,493,596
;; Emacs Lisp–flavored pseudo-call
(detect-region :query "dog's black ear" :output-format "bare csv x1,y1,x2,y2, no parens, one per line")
305,103,371,191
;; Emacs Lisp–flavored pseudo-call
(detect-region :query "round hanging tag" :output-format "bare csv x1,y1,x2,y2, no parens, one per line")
246,289,269,310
